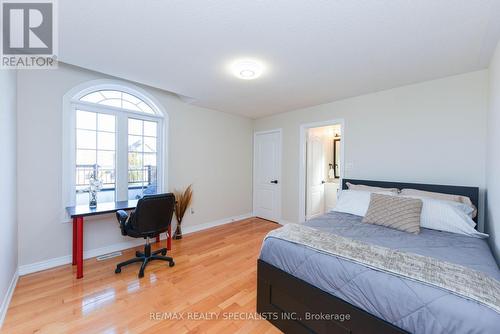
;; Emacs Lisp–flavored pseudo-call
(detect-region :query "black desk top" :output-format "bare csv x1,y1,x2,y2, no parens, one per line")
66,200,138,218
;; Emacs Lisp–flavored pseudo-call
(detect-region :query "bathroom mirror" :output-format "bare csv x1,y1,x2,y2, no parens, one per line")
333,138,341,178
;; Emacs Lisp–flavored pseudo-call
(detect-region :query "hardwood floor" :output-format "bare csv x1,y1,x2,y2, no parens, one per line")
2,218,282,334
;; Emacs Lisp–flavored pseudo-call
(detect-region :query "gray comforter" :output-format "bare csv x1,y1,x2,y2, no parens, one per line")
259,212,500,334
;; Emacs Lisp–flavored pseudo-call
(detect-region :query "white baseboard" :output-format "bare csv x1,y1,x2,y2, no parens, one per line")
18,212,254,276
0,269,19,328
18,238,146,276
19,255,71,276
182,212,253,235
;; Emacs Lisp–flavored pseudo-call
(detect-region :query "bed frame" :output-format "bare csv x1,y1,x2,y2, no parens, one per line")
257,179,479,334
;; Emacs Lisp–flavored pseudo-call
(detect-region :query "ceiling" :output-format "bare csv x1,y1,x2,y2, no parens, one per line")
59,1,500,119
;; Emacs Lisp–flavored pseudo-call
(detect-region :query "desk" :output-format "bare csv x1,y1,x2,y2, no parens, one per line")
66,200,172,279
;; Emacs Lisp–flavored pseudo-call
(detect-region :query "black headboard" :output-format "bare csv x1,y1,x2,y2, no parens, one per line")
342,179,479,223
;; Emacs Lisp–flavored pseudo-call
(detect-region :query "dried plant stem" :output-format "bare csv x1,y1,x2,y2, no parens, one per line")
173,185,193,239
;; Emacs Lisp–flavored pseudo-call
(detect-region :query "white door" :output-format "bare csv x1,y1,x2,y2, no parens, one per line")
306,132,325,220
254,131,281,222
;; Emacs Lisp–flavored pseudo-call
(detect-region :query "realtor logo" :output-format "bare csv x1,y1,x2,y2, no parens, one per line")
1,0,57,68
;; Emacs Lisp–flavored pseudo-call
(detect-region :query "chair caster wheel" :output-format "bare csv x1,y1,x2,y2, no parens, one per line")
169,261,175,267
115,268,121,274
161,249,167,256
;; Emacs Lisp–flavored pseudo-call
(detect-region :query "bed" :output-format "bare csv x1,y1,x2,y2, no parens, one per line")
257,179,500,334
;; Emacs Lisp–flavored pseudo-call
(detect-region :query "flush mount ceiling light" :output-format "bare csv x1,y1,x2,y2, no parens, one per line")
231,59,264,80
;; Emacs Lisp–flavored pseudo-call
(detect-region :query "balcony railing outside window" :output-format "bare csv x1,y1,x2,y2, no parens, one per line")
75,164,157,203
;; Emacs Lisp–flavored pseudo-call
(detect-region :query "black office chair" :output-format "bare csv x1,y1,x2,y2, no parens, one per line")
115,193,175,278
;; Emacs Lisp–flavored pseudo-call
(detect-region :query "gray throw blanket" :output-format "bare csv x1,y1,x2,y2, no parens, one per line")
265,224,500,314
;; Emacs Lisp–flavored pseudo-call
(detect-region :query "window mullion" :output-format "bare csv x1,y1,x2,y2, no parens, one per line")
141,120,145,194
116,114,128,201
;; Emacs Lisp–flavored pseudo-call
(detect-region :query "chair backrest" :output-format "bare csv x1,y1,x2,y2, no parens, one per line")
128,193,175,237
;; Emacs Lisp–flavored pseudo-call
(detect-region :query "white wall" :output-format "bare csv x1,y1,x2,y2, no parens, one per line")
17,63,253,268
486,41,500,262
255,71,488,227
0,70,18,324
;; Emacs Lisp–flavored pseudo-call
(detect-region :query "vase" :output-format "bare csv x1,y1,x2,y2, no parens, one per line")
173,224,183,239
89,191,97,208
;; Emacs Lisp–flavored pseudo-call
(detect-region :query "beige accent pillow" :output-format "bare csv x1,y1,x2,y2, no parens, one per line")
362,194,423,234
346,182,399,194
400,188,477,218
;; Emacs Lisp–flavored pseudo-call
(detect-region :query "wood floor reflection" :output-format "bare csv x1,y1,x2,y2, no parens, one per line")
2,218,282,334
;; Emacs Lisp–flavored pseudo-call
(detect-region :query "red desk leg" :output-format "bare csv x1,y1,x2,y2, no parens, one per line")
72,218,77,265
76,217,84,279
167,224,172,250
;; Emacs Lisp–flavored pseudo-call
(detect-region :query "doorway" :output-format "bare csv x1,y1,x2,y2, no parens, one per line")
253,129,282,222
299,120,344,223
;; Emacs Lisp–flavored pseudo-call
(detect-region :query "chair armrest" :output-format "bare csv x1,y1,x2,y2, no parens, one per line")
116,210,129,222
116,210,129,236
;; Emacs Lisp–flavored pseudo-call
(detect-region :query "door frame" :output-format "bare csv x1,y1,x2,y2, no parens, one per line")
253,129,283,223
305,131,326,220
299,119,345,223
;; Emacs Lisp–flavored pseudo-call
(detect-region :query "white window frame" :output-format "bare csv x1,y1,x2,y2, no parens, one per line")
62,79,168,222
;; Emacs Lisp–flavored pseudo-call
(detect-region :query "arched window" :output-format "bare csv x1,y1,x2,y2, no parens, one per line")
63,81,166,208
79,90,156,114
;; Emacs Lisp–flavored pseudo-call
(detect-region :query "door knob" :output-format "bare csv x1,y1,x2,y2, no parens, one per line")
321,180,326,184
270,180,278,184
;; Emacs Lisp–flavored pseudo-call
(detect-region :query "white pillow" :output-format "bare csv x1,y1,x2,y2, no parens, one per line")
401,195,487,238
400,188,477,218
333,190,397,216
335,190,487,238
405,195,475,226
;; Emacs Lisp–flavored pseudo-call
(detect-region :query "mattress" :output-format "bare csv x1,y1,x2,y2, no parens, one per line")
259,211,500,334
